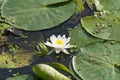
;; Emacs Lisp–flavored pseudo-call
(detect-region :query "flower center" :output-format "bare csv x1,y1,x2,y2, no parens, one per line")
55,39,64,45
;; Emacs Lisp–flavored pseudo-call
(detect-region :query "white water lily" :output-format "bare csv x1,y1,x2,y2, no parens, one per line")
44,35,74,55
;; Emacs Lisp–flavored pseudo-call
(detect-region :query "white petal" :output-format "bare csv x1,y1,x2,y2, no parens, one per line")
61,49,69,54
50,35,56,44
44,42,54,47
57,35,61,39
62,35,67,43
62,35,66,39
55,49,61,53
65,37,71,44
64,44,73,48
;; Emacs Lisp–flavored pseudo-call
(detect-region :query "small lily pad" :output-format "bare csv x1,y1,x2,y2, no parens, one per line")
71,41,120,80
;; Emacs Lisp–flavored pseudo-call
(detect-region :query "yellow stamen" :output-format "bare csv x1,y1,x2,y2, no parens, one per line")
55,39,64,45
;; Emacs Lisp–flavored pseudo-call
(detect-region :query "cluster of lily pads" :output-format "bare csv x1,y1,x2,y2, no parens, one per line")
69,0,120,80
1,0,120,80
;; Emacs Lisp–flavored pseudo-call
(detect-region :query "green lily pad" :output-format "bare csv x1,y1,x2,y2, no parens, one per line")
81,13,120,40
0,0,4,6
69,61,82,80
0,0,4,21
68,24,101,51
71,41,120,80
32,64,71,80
1,0,76,31
94,0,120,11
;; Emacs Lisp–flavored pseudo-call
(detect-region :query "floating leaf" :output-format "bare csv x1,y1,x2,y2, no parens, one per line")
94,0,120,11
0,0,5,21
0,0,5,7
81,13,120,40
6,75,34,80
68,24,101,51
71,41,120,80
1,0,76,31
32,64,71,80
47,62,71,74
69,61,82,80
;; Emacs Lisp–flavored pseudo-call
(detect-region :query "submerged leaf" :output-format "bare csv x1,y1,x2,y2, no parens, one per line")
71,41,120,80
1,0,76,31
0,49,37,68
32,64,71,80
6,75,34,80
0,23,11,36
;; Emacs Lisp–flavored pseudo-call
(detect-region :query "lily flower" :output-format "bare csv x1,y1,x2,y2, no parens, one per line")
44,35,74,55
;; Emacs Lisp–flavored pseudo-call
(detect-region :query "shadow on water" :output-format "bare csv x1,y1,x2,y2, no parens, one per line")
0,3,95,80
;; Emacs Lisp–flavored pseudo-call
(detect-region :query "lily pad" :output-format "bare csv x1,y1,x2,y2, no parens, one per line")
68,24,101,51
81,13,120,40
0,0,4,6
32,64,71,80
0,0,4,21
71,41,120,80
1,0,76,31
69,61,82,80
94,0,120,11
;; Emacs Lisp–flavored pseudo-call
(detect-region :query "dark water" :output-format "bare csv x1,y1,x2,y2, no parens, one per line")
0,3,94,80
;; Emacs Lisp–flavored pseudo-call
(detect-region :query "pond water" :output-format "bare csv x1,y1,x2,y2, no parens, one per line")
0,4,94,80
